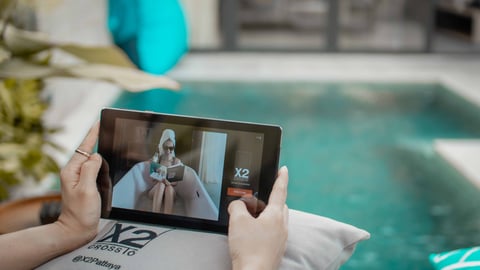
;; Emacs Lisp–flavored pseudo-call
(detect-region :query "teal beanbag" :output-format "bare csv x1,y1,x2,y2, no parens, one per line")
429,246,480,269
108,0,188,74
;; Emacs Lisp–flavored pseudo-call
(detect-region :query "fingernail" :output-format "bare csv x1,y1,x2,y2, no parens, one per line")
281,166,288,173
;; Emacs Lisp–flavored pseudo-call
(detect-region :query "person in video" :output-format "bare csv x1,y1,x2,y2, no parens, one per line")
148,128,182,214
113,128,221,220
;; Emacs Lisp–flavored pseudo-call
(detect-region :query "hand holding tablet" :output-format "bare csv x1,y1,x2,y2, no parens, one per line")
97,108,283,233
228,166,289,270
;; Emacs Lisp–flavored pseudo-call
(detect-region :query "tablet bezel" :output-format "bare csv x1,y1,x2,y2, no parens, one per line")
97,108,282,233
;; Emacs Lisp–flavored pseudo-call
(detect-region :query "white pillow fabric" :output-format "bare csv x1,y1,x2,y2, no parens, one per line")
282,210,370,269
37,209,369,270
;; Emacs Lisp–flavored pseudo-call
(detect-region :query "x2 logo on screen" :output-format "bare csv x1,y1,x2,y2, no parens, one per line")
234,167,250,180
233,151,252,183
87,223,171,256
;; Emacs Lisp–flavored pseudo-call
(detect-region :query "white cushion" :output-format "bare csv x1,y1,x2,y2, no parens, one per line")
37,209,369,270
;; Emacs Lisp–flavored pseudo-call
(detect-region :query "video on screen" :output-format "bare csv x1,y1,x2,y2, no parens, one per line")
108,118,264,222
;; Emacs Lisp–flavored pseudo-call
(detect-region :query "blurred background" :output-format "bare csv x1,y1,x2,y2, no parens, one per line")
1,0,480,269
184,0,480,53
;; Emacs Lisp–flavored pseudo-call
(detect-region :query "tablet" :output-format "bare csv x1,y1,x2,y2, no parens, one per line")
97,108,282,233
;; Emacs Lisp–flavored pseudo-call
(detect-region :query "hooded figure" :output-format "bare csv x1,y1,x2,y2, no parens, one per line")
153,129,176,163
158,129,176,156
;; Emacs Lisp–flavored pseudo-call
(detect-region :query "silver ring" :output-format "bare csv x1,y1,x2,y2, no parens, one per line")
75,148,91,158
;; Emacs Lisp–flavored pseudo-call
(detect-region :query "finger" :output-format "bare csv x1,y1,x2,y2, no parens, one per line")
228,199,250,219
268,166,289,207
70,122,100,165
77,153,102,191
240,194,258,215
256,199,267,215
240,195,267,217
97,157,111,191
98,157,112,216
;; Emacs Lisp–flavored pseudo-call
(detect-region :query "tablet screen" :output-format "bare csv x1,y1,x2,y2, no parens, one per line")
98,108,282,233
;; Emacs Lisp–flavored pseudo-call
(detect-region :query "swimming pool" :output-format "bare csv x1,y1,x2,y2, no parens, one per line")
114,82,480,269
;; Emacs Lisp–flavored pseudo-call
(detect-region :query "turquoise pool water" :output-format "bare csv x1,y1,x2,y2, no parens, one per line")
114,82,480,270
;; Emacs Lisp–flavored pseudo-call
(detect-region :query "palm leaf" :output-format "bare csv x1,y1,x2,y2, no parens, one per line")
1,22,53,56
58,44,137,68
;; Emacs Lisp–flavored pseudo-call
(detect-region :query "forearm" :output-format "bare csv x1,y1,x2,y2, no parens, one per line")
0,222,91,270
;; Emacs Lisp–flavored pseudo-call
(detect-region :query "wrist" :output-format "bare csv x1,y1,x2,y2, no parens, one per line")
52,219,97,251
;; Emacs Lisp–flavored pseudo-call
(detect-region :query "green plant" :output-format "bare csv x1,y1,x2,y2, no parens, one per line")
0,0,180,200
0,78,60,199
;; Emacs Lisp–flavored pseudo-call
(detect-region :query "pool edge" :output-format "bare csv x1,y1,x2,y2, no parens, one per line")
434,139,480,190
